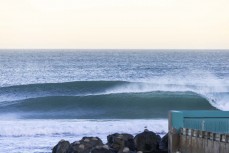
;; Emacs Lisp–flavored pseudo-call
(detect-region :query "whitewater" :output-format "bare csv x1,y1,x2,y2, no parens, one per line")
0,50,229,152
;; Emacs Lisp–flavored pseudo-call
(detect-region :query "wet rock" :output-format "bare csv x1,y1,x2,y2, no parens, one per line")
90,145,113,153
52,139,70,153
107,133,135,152
118,147,136,153
80,137,103,148
67,137,103,153
134,129,161,153
67,143,85,153
159,133,168,151
52,130,168,153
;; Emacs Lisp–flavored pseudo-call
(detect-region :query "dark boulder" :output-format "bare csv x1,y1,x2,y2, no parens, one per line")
52,140,70,153
134,129,161,153
107,133,135,152
159,133,168,151
91,145,113,153
117,147,136,153
66,141,82,153
67,137,103,153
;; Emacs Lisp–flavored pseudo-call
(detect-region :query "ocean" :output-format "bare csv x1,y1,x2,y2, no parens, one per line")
0,50,229,152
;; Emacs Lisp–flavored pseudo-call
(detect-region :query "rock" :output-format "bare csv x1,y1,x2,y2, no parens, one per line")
159,133,168,151
73,141,81,145
117,147,136,153
67,137,103,153
156,135,161,143
79,144,85,150
107,133,135,152
134,130,161,153
52,130,167,153
80,137,103,149
66,143,85,153
52,140,70,153
102,145,110,150
123,147,130,152
91,145,113,153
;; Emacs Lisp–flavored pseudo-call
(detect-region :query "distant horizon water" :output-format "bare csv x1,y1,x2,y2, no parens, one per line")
1,49,229,51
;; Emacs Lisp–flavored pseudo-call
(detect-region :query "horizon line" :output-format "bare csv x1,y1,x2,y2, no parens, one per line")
0,48,229,50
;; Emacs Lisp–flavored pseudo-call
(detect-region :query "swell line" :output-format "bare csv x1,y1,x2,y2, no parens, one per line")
0,92,217,119
0,80,228,111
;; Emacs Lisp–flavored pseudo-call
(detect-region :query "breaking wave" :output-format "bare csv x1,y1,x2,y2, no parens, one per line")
1,80,228,119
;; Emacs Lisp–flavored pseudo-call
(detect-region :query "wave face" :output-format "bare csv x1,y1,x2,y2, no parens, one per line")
0,81,222,119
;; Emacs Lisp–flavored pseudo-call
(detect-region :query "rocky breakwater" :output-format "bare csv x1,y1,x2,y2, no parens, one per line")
52,129,168,153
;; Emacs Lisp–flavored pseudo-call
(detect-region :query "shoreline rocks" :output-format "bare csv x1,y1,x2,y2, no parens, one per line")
134,129,161,152
52,130,168,153
107,133,135,152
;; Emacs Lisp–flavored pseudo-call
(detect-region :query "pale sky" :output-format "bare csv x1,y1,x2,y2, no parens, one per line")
0,0,229,49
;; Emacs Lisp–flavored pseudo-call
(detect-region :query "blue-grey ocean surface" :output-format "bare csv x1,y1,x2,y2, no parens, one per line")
0,50,229,152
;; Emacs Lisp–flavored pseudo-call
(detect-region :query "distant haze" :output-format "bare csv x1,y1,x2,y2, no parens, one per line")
0,0,229,49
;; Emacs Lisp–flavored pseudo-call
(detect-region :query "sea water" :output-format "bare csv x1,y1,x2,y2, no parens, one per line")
0,50,229,152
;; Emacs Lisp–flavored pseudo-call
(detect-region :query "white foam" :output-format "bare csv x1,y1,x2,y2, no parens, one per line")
0,119,167,137
0,119,167,153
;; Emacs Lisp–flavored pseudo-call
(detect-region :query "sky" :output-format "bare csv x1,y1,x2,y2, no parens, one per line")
0,0,229,49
